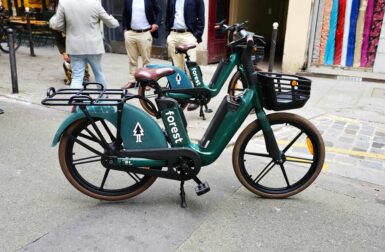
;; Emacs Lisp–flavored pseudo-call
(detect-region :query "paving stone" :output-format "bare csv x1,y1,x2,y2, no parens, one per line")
354,141,370,150
339,136,355,144
373,136,385,144
331,123,345,130
345,124,360,130
324,140,334,147
360,130,375,137
356,135,371,142
352,147,368,153
324,152,335,161
333,142,352,150
360,160,384,170
370,147,385,155
372,142,385,148
375,131,385,138
344,129,357,135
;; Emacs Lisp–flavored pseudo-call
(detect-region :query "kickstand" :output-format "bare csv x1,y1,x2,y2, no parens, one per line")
199,106,206,120
180,180,187,208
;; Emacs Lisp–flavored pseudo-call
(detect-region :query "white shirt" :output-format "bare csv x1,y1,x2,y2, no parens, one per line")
172,0,187,29
131,0,151,30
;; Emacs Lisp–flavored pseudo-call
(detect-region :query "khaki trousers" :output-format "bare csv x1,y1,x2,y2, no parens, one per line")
124,30,153,83
167,31,197,71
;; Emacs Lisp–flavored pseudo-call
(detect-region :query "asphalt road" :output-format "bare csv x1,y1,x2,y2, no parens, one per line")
1,98,385,252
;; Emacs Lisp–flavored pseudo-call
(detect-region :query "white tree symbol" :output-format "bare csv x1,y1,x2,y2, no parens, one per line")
133,122,144,143
176,73,182,85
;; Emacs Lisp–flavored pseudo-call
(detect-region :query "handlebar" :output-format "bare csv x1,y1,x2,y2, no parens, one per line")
215,21,266,48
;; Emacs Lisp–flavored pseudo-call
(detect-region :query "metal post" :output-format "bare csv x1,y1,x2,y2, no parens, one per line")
25,7,35,57
268,22,279,72
7,28,19,94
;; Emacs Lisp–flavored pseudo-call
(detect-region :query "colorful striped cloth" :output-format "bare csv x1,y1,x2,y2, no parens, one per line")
361,0,375,66
346,0,360,67
325,0,339,65
312,0,325,65
334,0,347,65
366,0,385,67
353,0,368,67
319,0,334,64
341,0,353,66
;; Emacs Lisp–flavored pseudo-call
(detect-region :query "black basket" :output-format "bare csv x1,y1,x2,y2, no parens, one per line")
257,72,311,111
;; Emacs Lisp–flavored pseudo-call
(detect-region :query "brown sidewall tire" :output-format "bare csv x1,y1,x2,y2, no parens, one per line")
232,113,325,199
227,71,243,96
58,119,157,201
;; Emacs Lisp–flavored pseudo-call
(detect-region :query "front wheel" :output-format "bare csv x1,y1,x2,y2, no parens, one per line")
233,113,325,198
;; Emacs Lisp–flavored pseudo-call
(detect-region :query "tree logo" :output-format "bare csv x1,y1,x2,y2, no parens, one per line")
133,122,144,143
176,73,182,85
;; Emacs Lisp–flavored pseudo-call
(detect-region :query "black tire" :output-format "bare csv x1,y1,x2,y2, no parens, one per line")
138,82,188,117
0,26,21,53
59,118,157,201
233,113,325,198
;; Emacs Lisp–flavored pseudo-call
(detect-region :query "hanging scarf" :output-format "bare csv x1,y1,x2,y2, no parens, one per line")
334,0,347,65
319,0,334,64
353,0,368,67
366,0,385,67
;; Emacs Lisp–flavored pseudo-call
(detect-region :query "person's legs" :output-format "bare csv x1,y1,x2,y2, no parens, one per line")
86,54,107,88
181,32,198,62
124,30,139,85
137,31,153,67
70,55,86,88
167,31,185,70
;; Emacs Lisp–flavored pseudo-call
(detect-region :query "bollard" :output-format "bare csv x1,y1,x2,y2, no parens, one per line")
7,28,19,94
268,22,279,72
25,7,36,57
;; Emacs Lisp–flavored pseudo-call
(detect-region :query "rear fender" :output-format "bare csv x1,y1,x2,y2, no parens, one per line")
51,104,168,149
146,64,193,89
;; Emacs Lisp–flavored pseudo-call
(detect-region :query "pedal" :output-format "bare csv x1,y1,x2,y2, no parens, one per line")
195,182,210,196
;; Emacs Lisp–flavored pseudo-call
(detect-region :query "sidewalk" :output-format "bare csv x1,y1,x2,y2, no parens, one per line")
1,46,385,187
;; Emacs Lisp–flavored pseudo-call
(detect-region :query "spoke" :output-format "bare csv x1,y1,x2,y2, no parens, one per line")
285,155,313,164
279,164,291,188
79,132,101,144
245,151,271,158
282,131,304,153
100,168,110,190
127,172,141,183
73,158,101,166
65,132,105,156
100,120,116,141
254,160,275,184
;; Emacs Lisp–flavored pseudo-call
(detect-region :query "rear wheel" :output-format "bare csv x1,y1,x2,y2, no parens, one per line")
233,113,325,198
227,71,246,96
0,26,21,53
59,118,157,201
138,82,188,117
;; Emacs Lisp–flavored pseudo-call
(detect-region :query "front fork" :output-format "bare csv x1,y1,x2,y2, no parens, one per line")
253,90,283,163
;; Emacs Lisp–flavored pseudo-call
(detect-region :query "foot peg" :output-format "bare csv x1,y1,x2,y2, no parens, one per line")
195,181,210,196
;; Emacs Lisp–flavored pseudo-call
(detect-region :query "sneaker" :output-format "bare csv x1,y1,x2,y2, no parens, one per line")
187,103,199,111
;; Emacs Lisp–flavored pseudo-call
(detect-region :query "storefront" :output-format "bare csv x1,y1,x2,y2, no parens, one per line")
307,0,385,75
1,0,55,20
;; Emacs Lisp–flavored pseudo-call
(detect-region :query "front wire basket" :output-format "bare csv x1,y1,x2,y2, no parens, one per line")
257,72,312,111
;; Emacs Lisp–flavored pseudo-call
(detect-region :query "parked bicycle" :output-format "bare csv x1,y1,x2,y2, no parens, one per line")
139,22,265,120
0,6,21,53
42,25,325,208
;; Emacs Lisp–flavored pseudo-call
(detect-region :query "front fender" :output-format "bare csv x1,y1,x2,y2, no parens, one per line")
51,104,168,149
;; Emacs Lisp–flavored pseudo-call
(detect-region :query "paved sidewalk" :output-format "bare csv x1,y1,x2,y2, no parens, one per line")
1,46,385,187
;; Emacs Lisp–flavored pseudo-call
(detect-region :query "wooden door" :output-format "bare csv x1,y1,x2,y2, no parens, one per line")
208,0,230,63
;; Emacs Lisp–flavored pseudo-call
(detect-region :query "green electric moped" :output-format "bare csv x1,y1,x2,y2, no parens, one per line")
42,26,325,207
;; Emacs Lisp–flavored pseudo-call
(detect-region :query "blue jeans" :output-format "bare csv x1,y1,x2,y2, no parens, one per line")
70,54,107,89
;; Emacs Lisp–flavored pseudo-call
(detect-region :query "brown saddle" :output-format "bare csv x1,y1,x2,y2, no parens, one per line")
134,67,176,82
175,44,197,54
